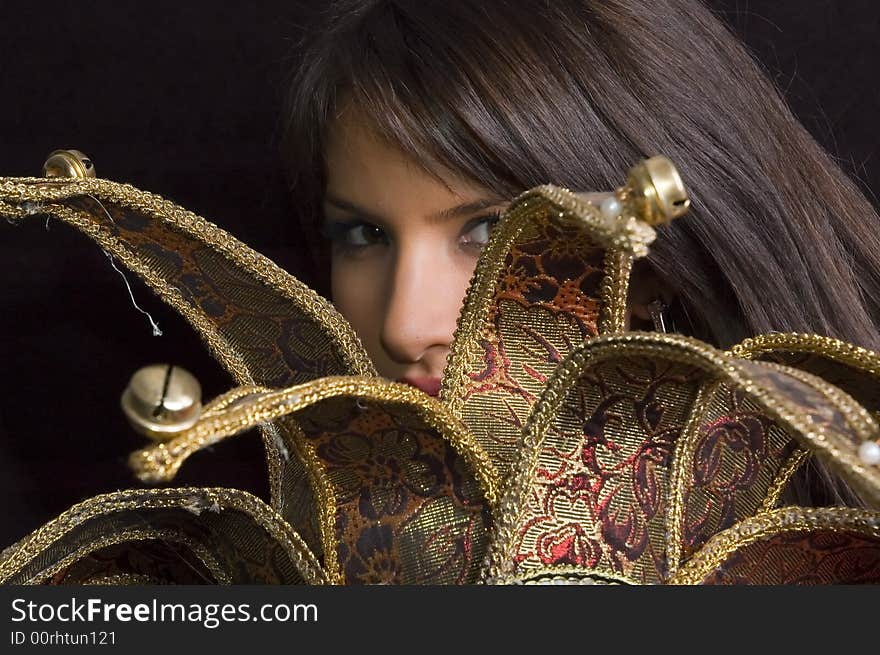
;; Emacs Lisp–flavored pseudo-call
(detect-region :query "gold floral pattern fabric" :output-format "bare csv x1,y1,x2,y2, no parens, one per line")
295,397,491,584
702,531,880,584
443,202,607,477
510,357,703,583
678,384,800,562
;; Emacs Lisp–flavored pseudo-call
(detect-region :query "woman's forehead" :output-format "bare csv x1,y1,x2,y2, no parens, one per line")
324,104,500,218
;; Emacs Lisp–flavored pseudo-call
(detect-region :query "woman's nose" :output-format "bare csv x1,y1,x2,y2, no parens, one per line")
379,242,462,365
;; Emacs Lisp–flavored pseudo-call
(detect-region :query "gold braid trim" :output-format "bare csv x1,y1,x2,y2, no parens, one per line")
29,528,231,586
441,185,655,415
730,332,880,376
759,448,811,514
747,360,880,502
83,573,166,586
533,186,656,257
0,488,326,585
489,565,632,585
281,419,343,585
485,332,880,579
202,385,272,415
668,506,880,585
131,377,501,511
760,361,878,436
665,381,719,577
440,195,531,415
597,248,633,334
732,331,880,429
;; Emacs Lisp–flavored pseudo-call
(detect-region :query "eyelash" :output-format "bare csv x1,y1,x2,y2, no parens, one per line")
320,220,387,250
321,212,502,255
459,212,502,250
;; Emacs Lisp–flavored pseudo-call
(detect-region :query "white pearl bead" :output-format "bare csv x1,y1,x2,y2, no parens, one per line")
858,441,880,465
600,196,622,221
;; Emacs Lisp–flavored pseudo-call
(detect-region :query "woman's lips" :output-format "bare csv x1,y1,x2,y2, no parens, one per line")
398,377,442,397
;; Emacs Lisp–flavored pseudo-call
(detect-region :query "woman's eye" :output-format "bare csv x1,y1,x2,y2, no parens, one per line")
458,213,500,250
345,223,386,246
321,220,387,250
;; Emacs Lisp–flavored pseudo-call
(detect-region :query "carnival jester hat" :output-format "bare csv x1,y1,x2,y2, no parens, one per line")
1,151,879,585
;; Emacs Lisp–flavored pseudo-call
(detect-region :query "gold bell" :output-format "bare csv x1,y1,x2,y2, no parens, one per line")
42,149,96,179
121,364,202,441
625,155,690,225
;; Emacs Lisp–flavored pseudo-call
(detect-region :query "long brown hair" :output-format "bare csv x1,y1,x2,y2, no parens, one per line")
282,0,880,504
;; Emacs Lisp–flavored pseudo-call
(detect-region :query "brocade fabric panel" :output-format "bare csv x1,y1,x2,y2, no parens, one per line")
0,488,319,585
444,203,608,477
701,530,880,584
511,355,703,583
678,383,800,562
294,396,491,584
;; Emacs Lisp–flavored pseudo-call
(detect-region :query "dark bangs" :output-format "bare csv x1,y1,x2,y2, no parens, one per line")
283,1,646,256
328,1,644,192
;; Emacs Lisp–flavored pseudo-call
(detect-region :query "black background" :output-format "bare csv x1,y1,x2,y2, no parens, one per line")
1,1,878,548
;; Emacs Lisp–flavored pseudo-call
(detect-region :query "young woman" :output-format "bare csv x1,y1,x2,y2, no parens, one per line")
282,0,880,504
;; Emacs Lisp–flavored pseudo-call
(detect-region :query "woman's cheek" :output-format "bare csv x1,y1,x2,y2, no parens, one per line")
331,256,385,334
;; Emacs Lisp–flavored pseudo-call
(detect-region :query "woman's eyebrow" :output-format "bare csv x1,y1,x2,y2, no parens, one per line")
426,197,507,224
323,195,387,225
323,194,506,225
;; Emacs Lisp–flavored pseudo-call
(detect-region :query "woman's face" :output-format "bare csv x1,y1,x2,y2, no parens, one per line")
322,109,508,395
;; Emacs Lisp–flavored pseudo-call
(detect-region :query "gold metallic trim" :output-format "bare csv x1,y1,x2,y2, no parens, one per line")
29,528,231,586
597,248,633,334
262,424,284,513
747,360,880,503
131,377,501,510
665,381,718,577
761,361,878,437
759,448,810,514
485,332,880,578
534,185,656,257
0,488,326,585
730,333,880,377
668,506,880,585
83,573,164,585
441,196,532,414
202,384,271,415
281,419,343,585
489,565,632,585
